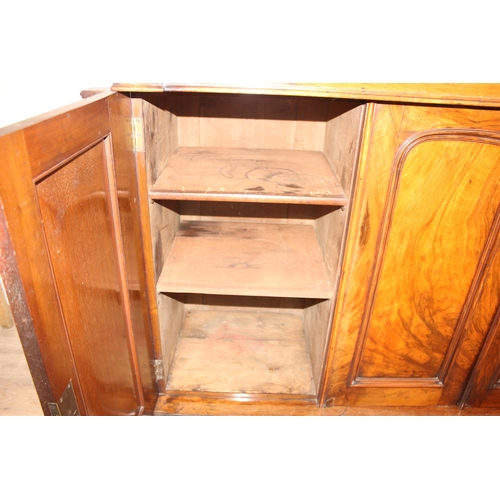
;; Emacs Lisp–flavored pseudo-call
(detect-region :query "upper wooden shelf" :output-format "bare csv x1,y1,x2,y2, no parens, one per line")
157,221,333,299
150,147,347,206
111,83,500,108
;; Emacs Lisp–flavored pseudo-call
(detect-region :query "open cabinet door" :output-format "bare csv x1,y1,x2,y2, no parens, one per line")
0,92,157,415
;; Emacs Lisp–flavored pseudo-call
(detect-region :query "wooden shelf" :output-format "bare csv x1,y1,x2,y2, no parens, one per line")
157,221,333,299
150,147,347,206
166,308,315,394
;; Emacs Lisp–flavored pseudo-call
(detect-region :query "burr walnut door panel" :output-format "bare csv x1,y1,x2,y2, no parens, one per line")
0,92,156,415
322,103,500,407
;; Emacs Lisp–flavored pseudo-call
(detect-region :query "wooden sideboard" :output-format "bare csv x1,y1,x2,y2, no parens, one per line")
1,84,500,416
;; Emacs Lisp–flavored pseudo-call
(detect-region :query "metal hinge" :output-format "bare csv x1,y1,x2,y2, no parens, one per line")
47,380,80,416
131,117,145,153
151,359,164,382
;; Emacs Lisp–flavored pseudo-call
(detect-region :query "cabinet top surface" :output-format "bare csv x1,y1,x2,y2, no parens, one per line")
111,83,500,107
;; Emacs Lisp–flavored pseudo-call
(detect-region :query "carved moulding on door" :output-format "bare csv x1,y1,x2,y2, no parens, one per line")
347,129,500,390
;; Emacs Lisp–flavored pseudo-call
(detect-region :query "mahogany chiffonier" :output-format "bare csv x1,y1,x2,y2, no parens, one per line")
1,84,500,416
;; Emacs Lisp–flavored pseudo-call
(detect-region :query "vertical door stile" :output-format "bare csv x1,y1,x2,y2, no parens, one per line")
102,134,145,413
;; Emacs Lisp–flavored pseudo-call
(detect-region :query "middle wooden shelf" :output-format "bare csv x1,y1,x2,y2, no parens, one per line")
156,220,334,299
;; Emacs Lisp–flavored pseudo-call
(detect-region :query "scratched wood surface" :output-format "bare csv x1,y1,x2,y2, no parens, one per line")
166,308,314,394
150,147,346,205
157,221,333,299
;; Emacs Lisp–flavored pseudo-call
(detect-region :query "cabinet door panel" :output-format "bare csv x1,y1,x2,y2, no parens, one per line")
0,93,155,415
358,140,500,380
36,139,140,415
322,103,500,407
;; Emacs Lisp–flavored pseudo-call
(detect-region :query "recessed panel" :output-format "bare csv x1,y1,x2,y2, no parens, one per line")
36,140,138,415
357,140,500,379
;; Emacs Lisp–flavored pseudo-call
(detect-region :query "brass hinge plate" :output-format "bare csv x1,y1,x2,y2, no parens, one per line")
131,117,145,153
47,380,80,416
151,359,164,382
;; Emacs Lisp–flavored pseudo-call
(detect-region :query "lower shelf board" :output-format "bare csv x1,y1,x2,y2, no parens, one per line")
166,308,315,395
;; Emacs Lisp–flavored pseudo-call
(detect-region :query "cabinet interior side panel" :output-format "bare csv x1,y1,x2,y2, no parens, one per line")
141,96,179,189
303,299,333,390
303,102,365,390
323,102,366,196
175,94,329,150
158,293,185,390
142,97,182,380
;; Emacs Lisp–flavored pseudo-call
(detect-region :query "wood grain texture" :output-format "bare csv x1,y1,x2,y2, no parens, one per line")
459,231,500,408
108,93,158,411
176,93,328,151
80,87,110,99
157,221,333,299
112,83,500,108
136,92,330,151
322,103,500,407
166,308,314,394
0,199,53,415
0,129,85,414
356,139,500,380
154,394,500,416
306,103,366,392
150,147,347,205
139,97,181,386
36,139,141,415
0,93,148,414
461,305,500,407
25,97,111,181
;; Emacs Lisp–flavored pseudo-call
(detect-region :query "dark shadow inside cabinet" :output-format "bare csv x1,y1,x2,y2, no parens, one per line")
135,91,366,400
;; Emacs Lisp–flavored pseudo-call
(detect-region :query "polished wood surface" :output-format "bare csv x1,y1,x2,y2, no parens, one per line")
157,221,333,299
36,139,140,415
112,83,500,108
167,308,314,394
155,394,500,416
0,120,86,415
0,199,52,414
3,84,500,415
0,92,156,415
150,147,347,205
108,93,158,412
461,302,500,408
322,103,500,407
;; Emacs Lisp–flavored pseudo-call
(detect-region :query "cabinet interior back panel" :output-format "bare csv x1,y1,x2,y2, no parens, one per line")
168,93,329,151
